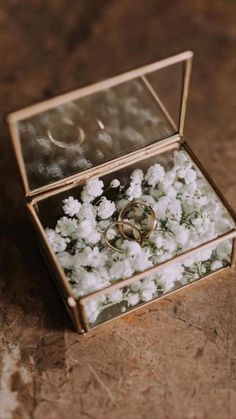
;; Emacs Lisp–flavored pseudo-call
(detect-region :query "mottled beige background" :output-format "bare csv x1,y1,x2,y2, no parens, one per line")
0,1,236,418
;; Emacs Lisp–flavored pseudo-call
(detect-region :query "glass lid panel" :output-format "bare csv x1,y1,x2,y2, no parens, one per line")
13,56,189,193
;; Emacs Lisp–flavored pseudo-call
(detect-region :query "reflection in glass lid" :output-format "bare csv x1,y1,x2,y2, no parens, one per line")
7,51,192,195
12,56,188,193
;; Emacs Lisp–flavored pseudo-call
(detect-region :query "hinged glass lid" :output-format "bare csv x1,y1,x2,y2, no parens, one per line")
7,51,193,196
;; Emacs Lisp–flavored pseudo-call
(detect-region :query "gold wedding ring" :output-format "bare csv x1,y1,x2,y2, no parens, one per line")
104,221,143,254
118,199,157,240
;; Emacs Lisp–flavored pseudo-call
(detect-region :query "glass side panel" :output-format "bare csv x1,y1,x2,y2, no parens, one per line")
145,61,183,128
15,60,185,191
83,239,233,328
36,146,235,321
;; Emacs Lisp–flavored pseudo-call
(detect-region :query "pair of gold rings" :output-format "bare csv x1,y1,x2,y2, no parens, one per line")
104,200,157,253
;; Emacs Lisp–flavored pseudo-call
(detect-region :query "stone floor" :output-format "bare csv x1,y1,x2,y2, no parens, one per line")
0,1,236,418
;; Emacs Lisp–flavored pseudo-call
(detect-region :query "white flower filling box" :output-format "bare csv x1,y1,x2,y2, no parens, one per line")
7,51,236,333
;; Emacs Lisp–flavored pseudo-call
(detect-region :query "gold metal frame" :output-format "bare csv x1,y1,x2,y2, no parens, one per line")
7,50,236,334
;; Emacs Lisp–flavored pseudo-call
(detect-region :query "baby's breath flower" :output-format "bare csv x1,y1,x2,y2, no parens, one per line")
185,168,197,184
126,293,140,306
110,259,134,280
78,203,96,221
126,182,142,200
160,263,184,291
122,240,142,256
173,150,191,169
84,299,100,323
57,251,73,269
170,222,190,246
56,216,77,237
130,169,144,184
140,279,156,301
145,163,165,187
154,196,171,220
81,178,104,203
109,289,123,303
211,260,222,271
63,196,81,217
110,179,120,188
216,241,232,261
130,249,152,272
77,220,101,244
46,228,69,253
97,197,116,219
78,246,107,269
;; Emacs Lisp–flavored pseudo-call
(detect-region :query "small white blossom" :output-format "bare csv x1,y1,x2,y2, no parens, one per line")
81,178,104,202
105,226,117,241
80,190,93,203
97,219,111,230
183,256,196,267
97,197,116,219
126,182,142,200
57,251,73,269
78,246,107,268
158,171,176,194
167,198,182,222
126,293,140,306
80,271,101,292
110,179,120,188
174,150,191,169
145,164,165,187
166,186,177,199
63,196,81,217
46,228,69,253
122,240,143,255
210,260,223,271
150,232,165,248
130,169,144,184
84,299,100,323
160,263,184,291
173,180,184,190
195,248,213,262
78,203,97,221
216,241,232,261
198,196,208,207
177,168,187,179
116,198,129,211
154,196,171,220
130,250,152,272
110,259,134,280
172,224,190,246
77,220,101,244
56,216,77,237
87,230,101,245
140,278,156,301
185,168,197,184
216,218,233,235
77,220,94,239
109,289,123,303
184,182,198,194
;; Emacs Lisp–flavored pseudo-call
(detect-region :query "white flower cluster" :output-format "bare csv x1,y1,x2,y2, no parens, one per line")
85,240,232,324
45,150,234,325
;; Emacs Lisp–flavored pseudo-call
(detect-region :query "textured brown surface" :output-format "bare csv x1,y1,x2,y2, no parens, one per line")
1,1,236,418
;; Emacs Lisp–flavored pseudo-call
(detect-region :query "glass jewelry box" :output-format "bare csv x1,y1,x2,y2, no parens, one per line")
7,51,236,333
